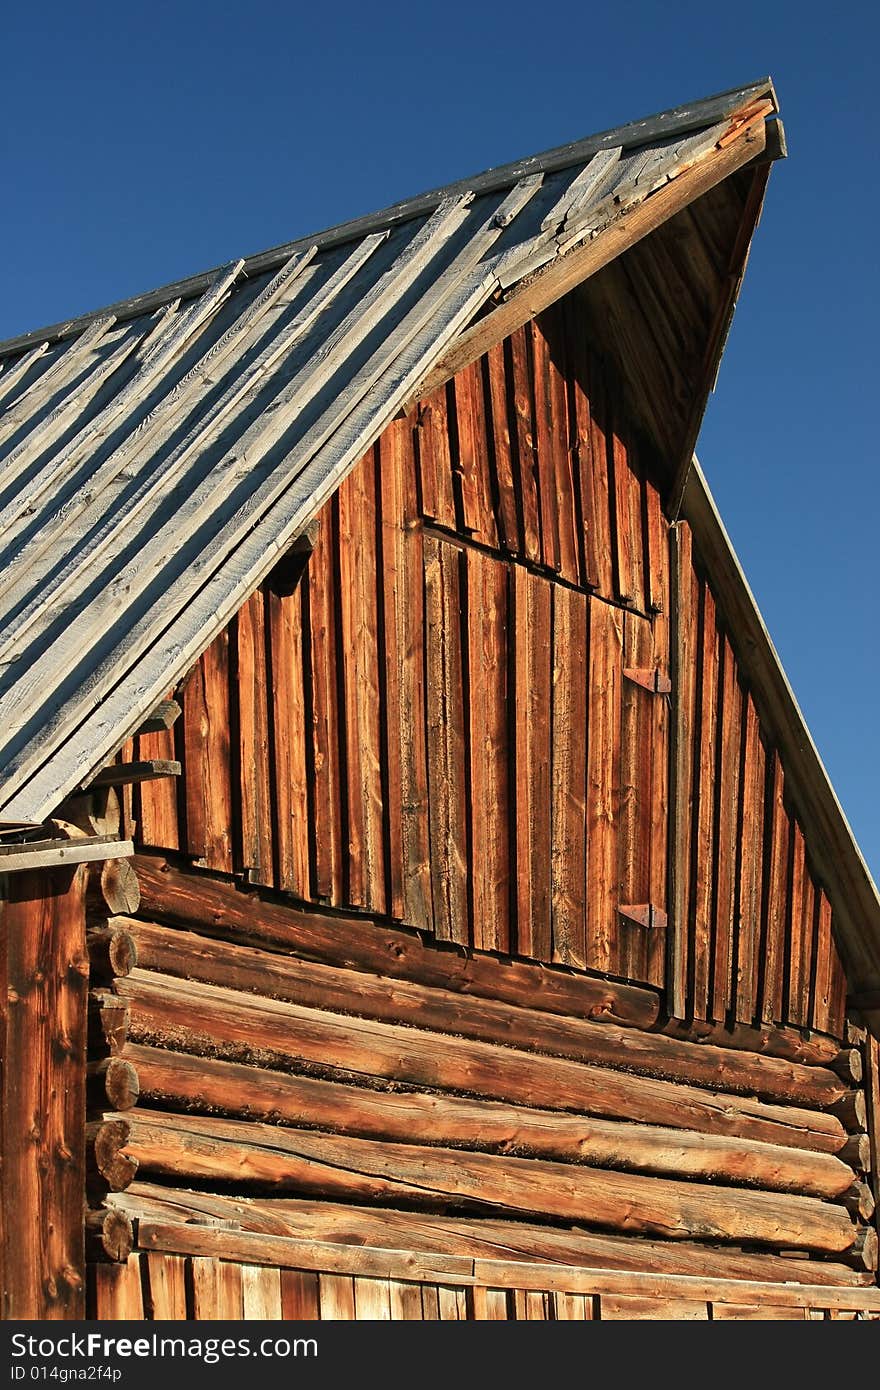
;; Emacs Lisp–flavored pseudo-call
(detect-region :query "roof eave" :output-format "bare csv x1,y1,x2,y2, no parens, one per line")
0,77,778,364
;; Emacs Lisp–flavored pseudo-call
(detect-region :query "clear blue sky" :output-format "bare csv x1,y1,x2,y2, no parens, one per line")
3,1,878,880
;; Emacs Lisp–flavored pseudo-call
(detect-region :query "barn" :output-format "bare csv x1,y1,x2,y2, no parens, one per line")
1,76,879,1322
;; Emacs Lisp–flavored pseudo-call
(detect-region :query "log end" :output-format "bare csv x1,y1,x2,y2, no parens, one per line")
86,1209,134,1263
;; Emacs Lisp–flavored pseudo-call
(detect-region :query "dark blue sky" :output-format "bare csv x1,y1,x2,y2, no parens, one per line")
3,2,878,880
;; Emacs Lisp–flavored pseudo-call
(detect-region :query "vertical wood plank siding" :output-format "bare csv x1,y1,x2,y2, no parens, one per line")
130,288,847,1036
1,868,89,1318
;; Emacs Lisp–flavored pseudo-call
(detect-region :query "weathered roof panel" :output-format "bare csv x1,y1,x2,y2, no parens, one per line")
0,83,773,823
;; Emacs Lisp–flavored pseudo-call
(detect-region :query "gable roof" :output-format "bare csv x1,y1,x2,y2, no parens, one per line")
0,77,777,827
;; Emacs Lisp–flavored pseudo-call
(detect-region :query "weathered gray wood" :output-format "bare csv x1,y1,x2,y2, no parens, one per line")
134,700,181,736
0,182,542,820
0,323,150,491
85,760,180,789
0,77,775,363
0,342,49,408
0,244,349,659
539,148,622,231
0,317,117,447
0,264,244,544
0,837,132,873
130,1224,880,1313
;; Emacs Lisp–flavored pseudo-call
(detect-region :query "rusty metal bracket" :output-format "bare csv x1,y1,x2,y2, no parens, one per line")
623,668,672,694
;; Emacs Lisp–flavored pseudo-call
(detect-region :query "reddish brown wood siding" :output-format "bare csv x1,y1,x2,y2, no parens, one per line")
126,286,846,1039
673,524,848,1037
0,866,88,1318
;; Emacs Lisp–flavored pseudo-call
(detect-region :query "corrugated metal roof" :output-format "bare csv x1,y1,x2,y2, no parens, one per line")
0,80,773,824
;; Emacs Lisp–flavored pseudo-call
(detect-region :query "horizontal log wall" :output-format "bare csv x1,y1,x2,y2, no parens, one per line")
84,862,876,1307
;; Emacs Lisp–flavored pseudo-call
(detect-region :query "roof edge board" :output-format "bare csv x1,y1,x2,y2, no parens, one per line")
408,117,768,413
682,459,880,997
0,78,775,363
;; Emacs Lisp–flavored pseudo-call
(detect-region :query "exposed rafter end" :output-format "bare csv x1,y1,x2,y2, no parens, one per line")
84,759,181,791
135,699,181,736
267,518,320,597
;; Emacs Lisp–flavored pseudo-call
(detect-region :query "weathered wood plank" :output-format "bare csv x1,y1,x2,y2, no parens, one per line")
424,537,469,943
554,1291,594,1319
712,636,742,1020
551,585,588,968
387,1279,424,1320
508,325,541,563
415,385,456,530
306,502,343,902
529,318,560,573
512,568,552,960
2,867,88,1318
586,599,624,973
668,523,697,1017
242,1263,283,1319
281,1269,320,1320
145,1251,187,1319
266,582,310,898
136,705,180,852
735,694,765,1023
619,613,653,982
466,548,510,950
337,456,385,913
576,346,614,596
453,359,497,546
609,415,646,611
90,1256,144,1319
485,341,520,553
232,590,273,885
319,1273,356,1320
190,1256,244,1318
691,582,719,1020
601,1294,708,1320
812,892,834,1035
761,752,789,1025
181,636,233,871
379,419,432,929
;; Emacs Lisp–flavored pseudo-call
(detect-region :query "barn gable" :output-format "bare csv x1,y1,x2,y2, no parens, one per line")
3,79,880,1322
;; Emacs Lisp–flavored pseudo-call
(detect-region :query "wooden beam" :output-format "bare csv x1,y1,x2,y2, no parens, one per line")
121,918,849,1108
116,1183,869,1287
132,853,660,1029
133,1224,880,1312
85,761,180,790
0,836,132,874
94,1092,855,1202
408,123,766,410
98,972,847,1153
